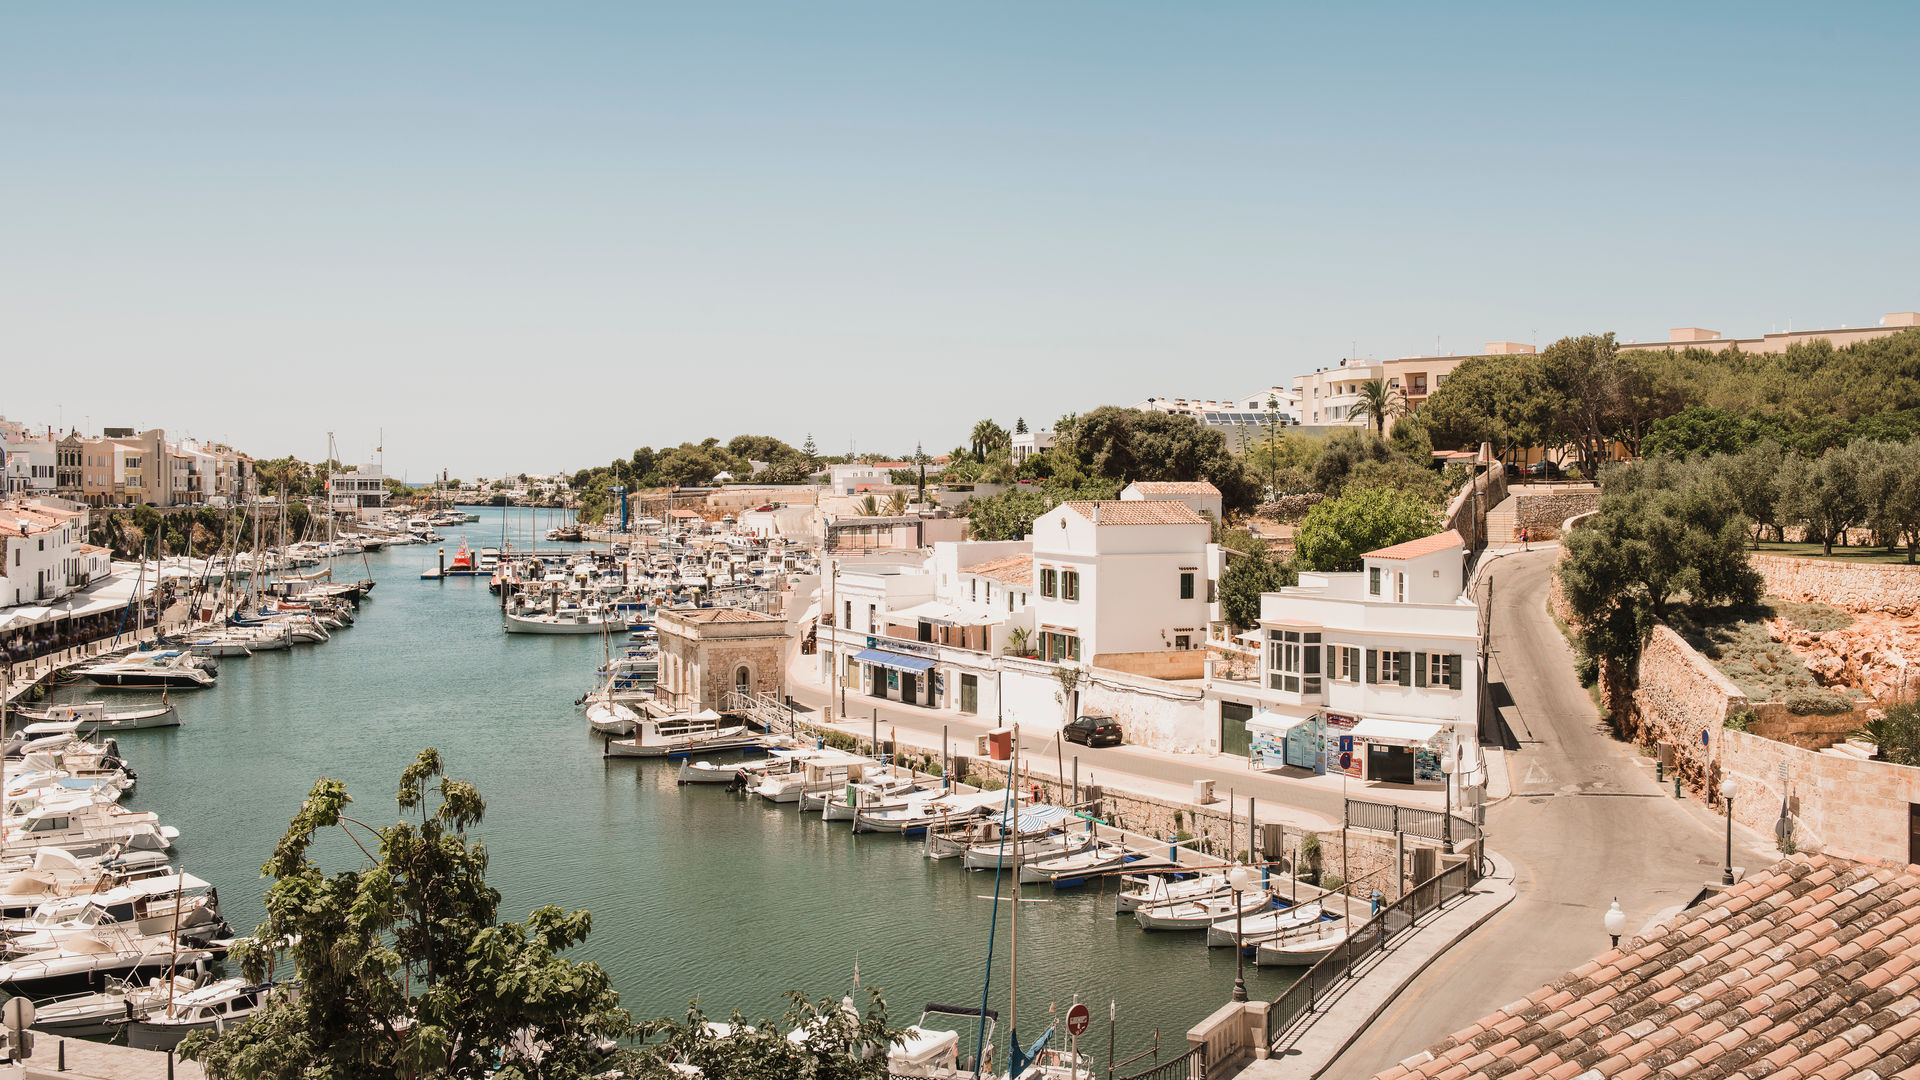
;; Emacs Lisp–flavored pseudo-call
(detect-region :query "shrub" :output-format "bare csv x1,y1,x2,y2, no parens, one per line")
1784,689,1855,715
1321,874,1346,894
1724,708,1757,732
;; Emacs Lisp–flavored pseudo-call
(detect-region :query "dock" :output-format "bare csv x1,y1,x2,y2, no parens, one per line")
9,1037,205,1080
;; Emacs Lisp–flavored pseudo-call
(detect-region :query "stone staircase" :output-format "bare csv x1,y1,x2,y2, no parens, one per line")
1484,494,1519,544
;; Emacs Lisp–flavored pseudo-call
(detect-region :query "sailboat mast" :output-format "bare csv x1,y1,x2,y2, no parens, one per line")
1009,724,1019,1059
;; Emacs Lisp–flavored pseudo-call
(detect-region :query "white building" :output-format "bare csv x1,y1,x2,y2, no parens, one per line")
1029,500,1216,664
1120,480,1224,523
826,461,918,495
328,463,391,522
1010,430,1055,465
1292,358,1385,427
2,436,56,496
0,503,93,607
1204,529,1480,788
1134,389,1300,429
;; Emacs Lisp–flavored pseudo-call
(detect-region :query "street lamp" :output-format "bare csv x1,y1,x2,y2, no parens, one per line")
1604,898,1627,949
1720,777,1740,886
1227,865,1253,1003
1436,746,1455,852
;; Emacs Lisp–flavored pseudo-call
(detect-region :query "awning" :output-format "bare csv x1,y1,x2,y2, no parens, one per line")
993,804,1074,831
885,601,995,626
852,648,936,673
1350,716,1445,747
1245,710,1314,736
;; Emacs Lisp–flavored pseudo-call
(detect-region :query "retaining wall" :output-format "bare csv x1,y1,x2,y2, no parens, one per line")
1511,489,1600,540
1631,625,1747,789
1720,728,1920,864
1443,466,1507,551
1753,553,1920,616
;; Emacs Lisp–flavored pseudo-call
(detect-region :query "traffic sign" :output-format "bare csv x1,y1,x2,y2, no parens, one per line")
1066,1003,1091,1036
2,997,34,1031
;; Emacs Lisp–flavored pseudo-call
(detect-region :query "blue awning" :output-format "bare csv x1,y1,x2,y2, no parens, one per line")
852,648,936,673
994,804,1074,830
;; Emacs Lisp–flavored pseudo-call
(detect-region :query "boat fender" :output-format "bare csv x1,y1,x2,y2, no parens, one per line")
195,958,210,983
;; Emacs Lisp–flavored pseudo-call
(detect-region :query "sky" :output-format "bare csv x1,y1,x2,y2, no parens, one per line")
5,2,1917,480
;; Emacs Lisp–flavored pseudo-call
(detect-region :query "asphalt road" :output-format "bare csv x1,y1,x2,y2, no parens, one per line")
1324,550,1778,1080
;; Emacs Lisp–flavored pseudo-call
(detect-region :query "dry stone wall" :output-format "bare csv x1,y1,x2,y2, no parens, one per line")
1754,554,1920,616
1631,625,1747,790
1511,489,1601,540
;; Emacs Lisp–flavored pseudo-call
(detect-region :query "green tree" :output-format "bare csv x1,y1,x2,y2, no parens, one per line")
1217,537,1297,630
1293,487,1441,572
181,750,630,1078
1420,353,1559,462
1643,406,1761,458
1854,702,1920,766
1059,406,1257,512
1711,440,1786,545
1014,417,1029,435
1781,445,1866,555
969,419,1010,462
1557,458,1762,668
1309,430,1395,496
1345,378,1407,436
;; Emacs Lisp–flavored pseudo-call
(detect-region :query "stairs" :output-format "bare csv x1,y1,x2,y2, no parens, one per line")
1484,495,1519,544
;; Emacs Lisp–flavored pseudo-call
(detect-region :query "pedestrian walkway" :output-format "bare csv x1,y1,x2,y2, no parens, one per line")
1233,854,1518,1080
6,1037,204,1080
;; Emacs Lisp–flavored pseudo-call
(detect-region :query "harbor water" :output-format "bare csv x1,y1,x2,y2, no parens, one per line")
36,507,1298,1056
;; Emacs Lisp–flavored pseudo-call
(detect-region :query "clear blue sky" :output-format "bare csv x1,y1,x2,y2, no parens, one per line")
5,3,1915,479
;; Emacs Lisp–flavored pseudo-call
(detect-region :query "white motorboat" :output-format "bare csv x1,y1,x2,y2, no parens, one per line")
73,652,215,690
5,796,178,857
1204,901,1328,948
751,750,871,804
15,701,180,733
585,700,642,735
890,1003,999,1079
0,847,174,920
0,925,216,996
1254,927,1354,966
121,977,277,1051
852,789,1006,835
604,710,760,758
3,873,224,952
678,747,808,785
962,829,1093,872
819,770,936,822
1132,885,1271,931
1115,872,1227,913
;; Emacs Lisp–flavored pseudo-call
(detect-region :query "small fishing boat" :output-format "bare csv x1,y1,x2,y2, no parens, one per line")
1132,885,1271,931
1204,901,1329,948
1018,841,1140,887
819,770,936,821
503,607,622,635
851,789,1005,835
585,700,642,736
14,702,181,733
1253,927,1354,966
604,710,760,759
1114,872,1227,913
29,972,202,1037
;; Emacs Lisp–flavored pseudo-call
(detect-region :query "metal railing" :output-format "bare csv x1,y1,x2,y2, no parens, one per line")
1345,797,1479,843
1268,859,1477,1050
1115,1043,1206,1080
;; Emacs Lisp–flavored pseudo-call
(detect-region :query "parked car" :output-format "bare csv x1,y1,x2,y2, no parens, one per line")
1064,715,1124,748
1525,460,1565,480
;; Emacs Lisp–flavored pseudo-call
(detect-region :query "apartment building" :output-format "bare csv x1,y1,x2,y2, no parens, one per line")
1619,311,1920,354
1029,500,1216,665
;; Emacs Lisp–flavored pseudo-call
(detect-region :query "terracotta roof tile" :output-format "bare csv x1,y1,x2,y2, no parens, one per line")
960,554,1033,586
1364,529,1464,561
1367,854,1920,1080
1125,480,1222,496
1060,500,1210,527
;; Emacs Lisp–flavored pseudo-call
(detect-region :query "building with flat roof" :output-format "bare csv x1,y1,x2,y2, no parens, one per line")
1620,309,1920,354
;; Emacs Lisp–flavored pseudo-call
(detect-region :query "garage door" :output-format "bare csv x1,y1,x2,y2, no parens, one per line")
1221,702,1253,758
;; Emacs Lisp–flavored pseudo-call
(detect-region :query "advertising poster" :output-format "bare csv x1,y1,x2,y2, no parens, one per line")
1324,713,1360,778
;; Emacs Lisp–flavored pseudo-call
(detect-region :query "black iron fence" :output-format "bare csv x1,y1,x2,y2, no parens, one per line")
1113,1043,1207,1080
1344,798,1479,843
1268,859,1477,1050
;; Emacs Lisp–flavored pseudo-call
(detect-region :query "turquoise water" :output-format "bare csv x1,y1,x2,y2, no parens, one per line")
33,507,1292,1056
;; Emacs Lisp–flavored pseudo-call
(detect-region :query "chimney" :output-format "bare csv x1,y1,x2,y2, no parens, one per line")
1092,503,1101,524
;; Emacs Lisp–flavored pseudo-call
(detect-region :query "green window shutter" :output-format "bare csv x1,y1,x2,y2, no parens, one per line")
1414,654,1427,688
1326,644,1336,680
1397,651,1412,686
1447,653,1462,689
1365,649,1377,684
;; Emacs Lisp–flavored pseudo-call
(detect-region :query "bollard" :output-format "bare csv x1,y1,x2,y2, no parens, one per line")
1656,761,1664,784
59,1039,65,1071
168,1051,176,1079
1675,776,1683,799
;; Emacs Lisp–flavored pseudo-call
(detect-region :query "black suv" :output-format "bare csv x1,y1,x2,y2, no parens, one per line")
1064,715,1123,747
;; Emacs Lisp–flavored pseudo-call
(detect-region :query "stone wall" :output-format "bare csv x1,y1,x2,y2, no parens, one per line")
1746,703,1879,751
1080,669,1212,753
1631,625,1748,790
1093,650,1207,681
1720,728,1920,865
1511,489,1601,541
1753,553,1920,616
1443,464,1508,551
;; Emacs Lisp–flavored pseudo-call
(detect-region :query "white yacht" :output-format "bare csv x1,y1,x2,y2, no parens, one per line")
604,711,760,759
122,977,276,1050
15,702,179,733
74,652,215,689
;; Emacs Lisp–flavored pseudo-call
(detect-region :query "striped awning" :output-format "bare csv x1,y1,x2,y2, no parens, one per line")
852,647,936,673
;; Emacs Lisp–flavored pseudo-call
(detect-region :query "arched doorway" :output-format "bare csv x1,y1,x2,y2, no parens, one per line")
734,665,751,697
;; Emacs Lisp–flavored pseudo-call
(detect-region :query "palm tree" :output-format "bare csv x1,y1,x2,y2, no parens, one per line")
1346,379,1408,436
856,494,880,516
885,492,908,516
970,419,1010,462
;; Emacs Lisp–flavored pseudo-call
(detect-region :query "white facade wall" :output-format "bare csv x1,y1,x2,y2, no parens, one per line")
1293,361,1384,427
1031,507,1212,659
2,515,81,607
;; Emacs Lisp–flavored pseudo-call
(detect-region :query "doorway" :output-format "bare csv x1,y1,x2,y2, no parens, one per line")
1911,804,1919,867
735,666,751,697
1366,743,1415,784
960,674,978,715
1221,702,1253,758
900,671,918,703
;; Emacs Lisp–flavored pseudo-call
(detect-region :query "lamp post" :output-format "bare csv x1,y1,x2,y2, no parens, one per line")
1437,745,1455,852
1720,777,1739,886
1228,865,1252,1002
1604,898,1627,949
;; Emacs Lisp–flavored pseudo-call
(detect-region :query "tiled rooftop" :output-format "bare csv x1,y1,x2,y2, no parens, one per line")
1127,481,1223,496
664,607,783,624
961,554,1033,586
1374,853,1920,1080
1061,501,1209,527
1365,529,1464,561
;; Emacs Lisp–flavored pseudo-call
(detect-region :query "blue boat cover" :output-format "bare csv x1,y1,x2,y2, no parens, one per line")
994,804,1074,831
851,648,936,673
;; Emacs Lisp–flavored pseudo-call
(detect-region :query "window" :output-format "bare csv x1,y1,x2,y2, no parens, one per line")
971,580,977,602
1395,573,1406,603
1041,568,1057,598
867,604,875,631
1174,634,1191,650
1043,631,1081,662
1369,567,1382,596
986,583,993,603
1421,652,1462,690
1063,570,1080,601
1328,645,1361,683
1378,650,1404,684
1179,572,1195,600
1267,630,1322,694
843,601,852,627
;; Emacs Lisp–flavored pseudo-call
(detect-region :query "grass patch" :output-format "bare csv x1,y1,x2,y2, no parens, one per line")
1752,541,1919,566
1668,598,1862,709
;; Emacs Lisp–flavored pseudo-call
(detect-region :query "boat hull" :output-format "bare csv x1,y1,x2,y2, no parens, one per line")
1254,931,1351,966
504,613,620,635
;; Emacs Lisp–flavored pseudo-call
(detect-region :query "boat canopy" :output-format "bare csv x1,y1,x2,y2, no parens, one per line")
851,648,935,673
992,803,1074,831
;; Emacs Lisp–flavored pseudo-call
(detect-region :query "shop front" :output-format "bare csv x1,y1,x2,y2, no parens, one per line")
852,647,938,708
1246,711,1325,773
1349,716,1447,785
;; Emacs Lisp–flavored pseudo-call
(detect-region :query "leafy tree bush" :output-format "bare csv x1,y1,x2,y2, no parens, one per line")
181,750,630,1079
1217,535,1298,630
629,991,903,1080
1309,430,1396,496
1293,487,1440,573
1055,406,1257,512
1855,702,1920,766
